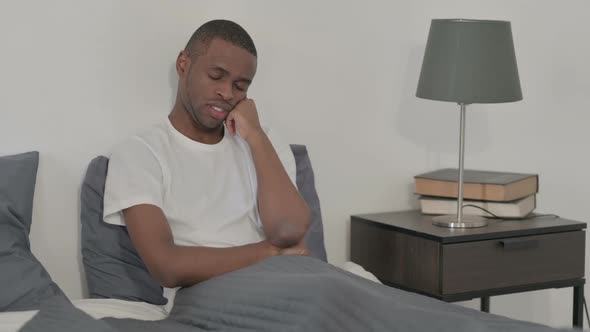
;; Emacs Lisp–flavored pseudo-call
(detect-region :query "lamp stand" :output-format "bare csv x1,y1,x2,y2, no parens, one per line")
432,103,488,228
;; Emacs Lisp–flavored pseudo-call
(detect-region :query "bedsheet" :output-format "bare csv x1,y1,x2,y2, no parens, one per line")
0,260,375,332
0,298,166,332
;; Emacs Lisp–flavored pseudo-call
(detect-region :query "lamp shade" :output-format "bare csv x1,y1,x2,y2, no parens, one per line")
416,19,522,104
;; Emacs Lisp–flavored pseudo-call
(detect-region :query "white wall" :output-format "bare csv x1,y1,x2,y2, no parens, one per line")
1,0,589,328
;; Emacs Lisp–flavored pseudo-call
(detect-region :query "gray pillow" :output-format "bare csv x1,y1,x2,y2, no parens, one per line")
80,144,327,303
290,144,327,262
0,151,66,311
80,156,167,305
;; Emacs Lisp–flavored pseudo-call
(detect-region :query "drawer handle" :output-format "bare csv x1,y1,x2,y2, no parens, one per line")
500,238,539,250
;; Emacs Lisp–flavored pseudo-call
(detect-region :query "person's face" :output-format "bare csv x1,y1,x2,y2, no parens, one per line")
176,38,257,131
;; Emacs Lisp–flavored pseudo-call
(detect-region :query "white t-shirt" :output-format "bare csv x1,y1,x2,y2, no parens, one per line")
103,118,296,248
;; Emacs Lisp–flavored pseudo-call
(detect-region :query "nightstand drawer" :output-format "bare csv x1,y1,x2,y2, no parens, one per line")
441,231,585,294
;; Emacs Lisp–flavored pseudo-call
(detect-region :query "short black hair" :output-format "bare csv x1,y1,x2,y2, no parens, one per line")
185,19,257,57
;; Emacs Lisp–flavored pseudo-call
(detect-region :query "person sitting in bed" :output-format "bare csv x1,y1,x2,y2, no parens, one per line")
102,19,311,299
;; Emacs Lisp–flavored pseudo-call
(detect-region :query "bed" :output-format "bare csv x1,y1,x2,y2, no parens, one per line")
0,298,168,332
0,149,575,331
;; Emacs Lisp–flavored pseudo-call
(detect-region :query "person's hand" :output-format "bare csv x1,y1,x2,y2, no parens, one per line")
279,241,309,256
225,98,264,143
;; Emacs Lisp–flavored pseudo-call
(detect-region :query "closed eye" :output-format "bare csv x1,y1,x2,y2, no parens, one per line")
234,83,247,92
209,73,222,80
208,68,224,80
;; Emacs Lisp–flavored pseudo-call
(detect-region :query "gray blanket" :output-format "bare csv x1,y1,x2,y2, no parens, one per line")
20,256,570,332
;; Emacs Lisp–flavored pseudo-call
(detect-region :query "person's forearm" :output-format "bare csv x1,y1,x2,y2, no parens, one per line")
247,132,311,248
161,240,278,288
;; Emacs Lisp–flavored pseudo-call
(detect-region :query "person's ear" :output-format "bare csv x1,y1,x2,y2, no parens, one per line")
176,51,190,77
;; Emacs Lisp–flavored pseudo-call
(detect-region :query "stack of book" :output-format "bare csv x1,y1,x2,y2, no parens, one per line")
414,168,539,218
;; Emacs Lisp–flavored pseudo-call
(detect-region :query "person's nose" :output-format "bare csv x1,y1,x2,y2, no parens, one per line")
216,82,233,102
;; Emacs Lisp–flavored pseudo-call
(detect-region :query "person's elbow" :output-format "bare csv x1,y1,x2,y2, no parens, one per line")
143,247,183,288
269,205,311,247
155,269,180,289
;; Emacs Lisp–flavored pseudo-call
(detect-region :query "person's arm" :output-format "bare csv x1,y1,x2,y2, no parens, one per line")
226,99,311,248
124,204,281,288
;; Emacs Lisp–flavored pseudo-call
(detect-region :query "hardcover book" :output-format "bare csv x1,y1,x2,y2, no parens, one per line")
419,194,536,218
414,168,538,202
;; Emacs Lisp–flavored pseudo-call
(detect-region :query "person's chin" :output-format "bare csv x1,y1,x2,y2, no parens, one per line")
190,112,222,130
204,118,224,130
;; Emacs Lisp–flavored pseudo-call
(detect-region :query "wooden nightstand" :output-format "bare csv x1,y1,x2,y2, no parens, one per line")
350,210,586,328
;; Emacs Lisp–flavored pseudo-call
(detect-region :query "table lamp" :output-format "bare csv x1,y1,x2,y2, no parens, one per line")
416,19,522,228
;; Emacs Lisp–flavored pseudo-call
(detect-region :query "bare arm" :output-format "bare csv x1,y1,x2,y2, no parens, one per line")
123,204,280,288
248,132,310,247
226,99,311,248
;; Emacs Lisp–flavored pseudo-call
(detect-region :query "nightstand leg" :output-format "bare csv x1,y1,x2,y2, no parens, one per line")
573,285,583,329
480,296,490,313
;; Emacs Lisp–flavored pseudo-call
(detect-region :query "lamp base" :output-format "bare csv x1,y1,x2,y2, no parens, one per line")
432,214,488,228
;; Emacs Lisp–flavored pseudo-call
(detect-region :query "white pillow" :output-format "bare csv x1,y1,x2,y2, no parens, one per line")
337,261,383,284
